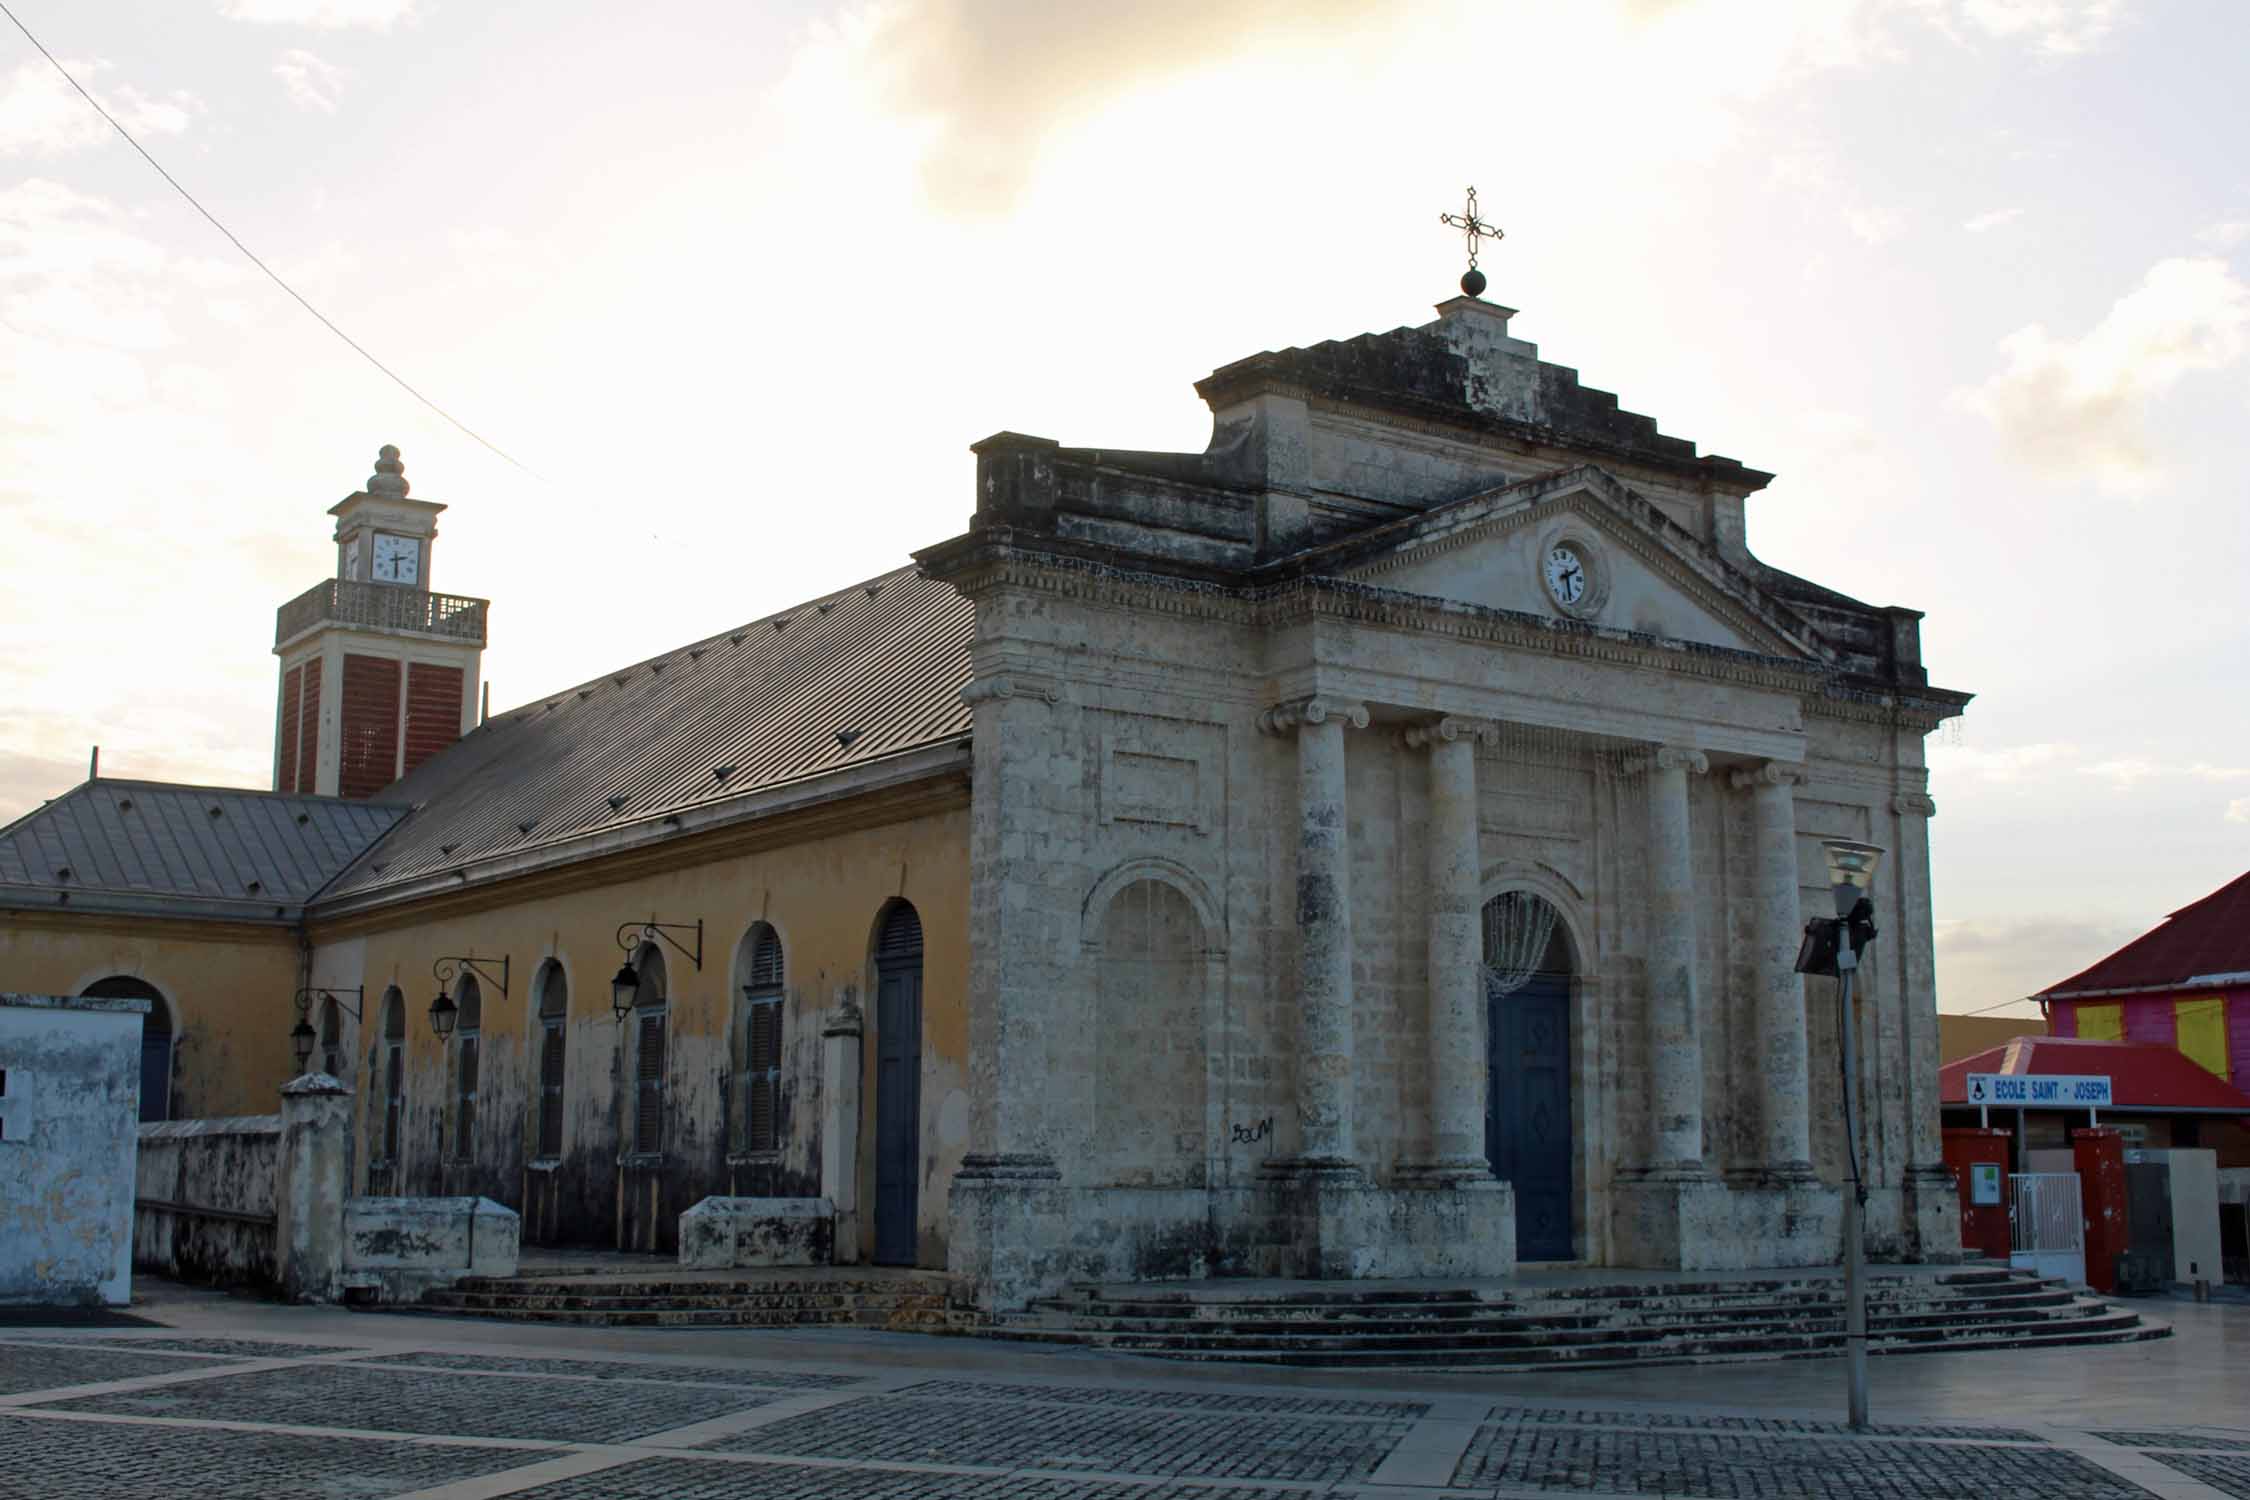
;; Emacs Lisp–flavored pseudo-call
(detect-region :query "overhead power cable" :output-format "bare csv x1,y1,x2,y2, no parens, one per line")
0,0,536,477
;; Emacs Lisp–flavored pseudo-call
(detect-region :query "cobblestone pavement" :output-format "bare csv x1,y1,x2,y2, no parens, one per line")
3,1303,2245,1500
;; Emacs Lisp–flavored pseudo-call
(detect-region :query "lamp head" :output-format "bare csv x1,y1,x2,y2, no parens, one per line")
428,989,459,1040
290,1017,315,1070
610,960,639,1023
1820,838,1885,918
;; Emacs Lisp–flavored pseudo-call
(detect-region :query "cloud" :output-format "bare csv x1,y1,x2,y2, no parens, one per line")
1927,740,2077,783
1935,914,2142,1010
2226,798,2250,825
2199,220,2250,252
272,49,347,113
1964,206,2023,232
2077,758,2250,788
1952,255,2250,491
217,0,418,28
1905,0,2130,55
0,59,199,156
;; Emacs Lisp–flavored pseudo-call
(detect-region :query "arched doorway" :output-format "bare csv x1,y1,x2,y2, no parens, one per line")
872,901,923,1266
83,976,170,1122
1482,892,1574,1260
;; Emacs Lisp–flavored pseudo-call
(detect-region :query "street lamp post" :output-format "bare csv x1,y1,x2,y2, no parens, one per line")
1796,837,1884,1431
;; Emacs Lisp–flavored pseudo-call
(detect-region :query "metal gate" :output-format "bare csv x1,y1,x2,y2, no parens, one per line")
2009,1171,2086,1285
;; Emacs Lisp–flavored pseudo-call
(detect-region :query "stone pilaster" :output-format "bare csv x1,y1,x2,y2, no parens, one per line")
1258,694,1369,1175
821,992,864,1263
1638,745,1710,1176
955,670,1064,1184
1890,789,1960,1261
1731,760,1815,1181
1401,715,1498,1181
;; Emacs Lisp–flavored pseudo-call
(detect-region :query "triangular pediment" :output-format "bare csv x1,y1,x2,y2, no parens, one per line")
1312,466,1827,661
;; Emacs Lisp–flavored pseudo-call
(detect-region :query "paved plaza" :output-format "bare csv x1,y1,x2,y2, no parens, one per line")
0,1282,2243,1499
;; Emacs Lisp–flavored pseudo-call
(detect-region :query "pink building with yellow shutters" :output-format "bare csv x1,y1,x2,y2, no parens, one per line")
2037,870,2250,1107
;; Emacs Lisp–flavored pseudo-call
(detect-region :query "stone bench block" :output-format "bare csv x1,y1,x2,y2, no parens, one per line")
341,1195,518,1301
679,1196,836,1268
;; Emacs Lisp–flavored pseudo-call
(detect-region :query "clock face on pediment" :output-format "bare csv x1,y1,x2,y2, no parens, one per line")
1543,543,1590,608
371,533,419,585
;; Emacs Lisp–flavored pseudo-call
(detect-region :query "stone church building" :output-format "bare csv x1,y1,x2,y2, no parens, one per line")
0,291,1969,1308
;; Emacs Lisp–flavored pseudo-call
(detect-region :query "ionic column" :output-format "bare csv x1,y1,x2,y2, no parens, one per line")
1732,760,1814,1179
1641,745,1710,1173
1402,715,1498,1180
1259,695,1369,1170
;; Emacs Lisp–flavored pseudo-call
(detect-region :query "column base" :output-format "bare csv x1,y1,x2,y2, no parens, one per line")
1398,1157,1497,1186
1257,1156,1365,1185
1611,1173,1840,1270
954,1152,1062,1183
1902,1162,1964,1264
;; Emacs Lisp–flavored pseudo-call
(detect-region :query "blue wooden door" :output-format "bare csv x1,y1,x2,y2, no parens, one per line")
874,905,924,1266
1487,973,1573,1260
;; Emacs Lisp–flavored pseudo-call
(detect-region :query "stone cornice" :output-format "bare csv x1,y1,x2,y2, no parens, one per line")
1257,696,1370,735
1400,715,1500,750
0,905,301,944
961,672,1060,706
1890,792,1938,819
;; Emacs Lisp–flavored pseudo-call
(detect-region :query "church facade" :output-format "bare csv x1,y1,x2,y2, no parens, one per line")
0,291,1969,1308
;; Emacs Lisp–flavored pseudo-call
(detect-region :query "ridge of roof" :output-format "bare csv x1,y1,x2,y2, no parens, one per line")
2036,869,2250,998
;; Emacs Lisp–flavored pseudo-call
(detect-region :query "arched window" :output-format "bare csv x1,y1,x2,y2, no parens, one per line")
736,924,785,1154
534,962,568,1159
1093,879,1207,1186
83,976,170,1123
451,976,482,1161
318,995,342,1079
630,946,668,1157
378,986,406,1175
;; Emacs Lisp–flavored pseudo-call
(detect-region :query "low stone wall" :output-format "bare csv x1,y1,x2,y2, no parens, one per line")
1609,1175,1844,1271
134,1115,282,1290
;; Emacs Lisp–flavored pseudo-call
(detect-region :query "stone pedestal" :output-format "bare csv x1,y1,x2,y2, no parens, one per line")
1265,1177,1516,1281
1902,1163,1964,1264
1612,1174,1841,1270
820,998,863,1263
275,1073,351,1303
947,1165,1070,1312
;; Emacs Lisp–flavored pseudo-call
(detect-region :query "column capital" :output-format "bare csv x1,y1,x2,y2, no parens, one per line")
1258,695,1370,735
1399,715,1500,751
1627,744,1708,777
1891,791,1938,819
1729,759,1808,792
961,672,1059,707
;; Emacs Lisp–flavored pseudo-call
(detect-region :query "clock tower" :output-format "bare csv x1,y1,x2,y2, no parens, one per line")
272,445,489,799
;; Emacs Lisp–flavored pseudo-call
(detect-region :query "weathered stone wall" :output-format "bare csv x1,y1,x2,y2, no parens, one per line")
312,792,970,1266
0,994,144,1305
132,1113,280,1289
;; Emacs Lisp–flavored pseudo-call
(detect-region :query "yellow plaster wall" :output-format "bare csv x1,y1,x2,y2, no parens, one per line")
0,912,299,1119
312,797,970,1264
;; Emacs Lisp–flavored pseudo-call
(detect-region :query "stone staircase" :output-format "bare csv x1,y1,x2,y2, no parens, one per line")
986,1267,2168,1370
417,1267,971,1331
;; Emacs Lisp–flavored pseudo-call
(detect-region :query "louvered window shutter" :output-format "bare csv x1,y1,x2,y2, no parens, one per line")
635,1010,666,1154
382,1046,403,1161
747,1002,781,1152
538,1022,566,1157
455,1036,479,1158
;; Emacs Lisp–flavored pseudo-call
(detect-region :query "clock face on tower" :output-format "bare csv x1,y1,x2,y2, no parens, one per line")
1543,544,1588,607
371,533,419,585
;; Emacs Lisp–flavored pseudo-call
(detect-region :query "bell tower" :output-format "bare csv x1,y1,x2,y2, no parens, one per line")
272,445,489,799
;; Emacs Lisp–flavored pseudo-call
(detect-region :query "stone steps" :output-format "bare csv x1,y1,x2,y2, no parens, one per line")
418,1270,967,1330
983,1269,2168,1370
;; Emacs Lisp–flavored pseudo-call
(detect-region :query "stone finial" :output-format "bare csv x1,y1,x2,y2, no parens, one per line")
367,444,409,499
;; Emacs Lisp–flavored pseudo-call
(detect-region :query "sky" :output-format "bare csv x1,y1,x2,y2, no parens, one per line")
1,0,2244,1018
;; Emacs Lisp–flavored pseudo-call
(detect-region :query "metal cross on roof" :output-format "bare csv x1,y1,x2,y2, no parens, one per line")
1439,186,1502,298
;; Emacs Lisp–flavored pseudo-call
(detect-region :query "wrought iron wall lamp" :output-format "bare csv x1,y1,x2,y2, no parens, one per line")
289,985,364,1070
429,954,510,1039
609,916,703,1022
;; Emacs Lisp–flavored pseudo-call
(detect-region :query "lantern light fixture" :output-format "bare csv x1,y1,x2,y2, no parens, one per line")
609,916,703,1024
287,985,363,1075
429,954,510,1040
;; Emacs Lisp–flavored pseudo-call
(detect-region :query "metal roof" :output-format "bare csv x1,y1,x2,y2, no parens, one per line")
1941,1037,2250,1113
2036,870,2250,999
0,780,407,922
316,562,973,902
